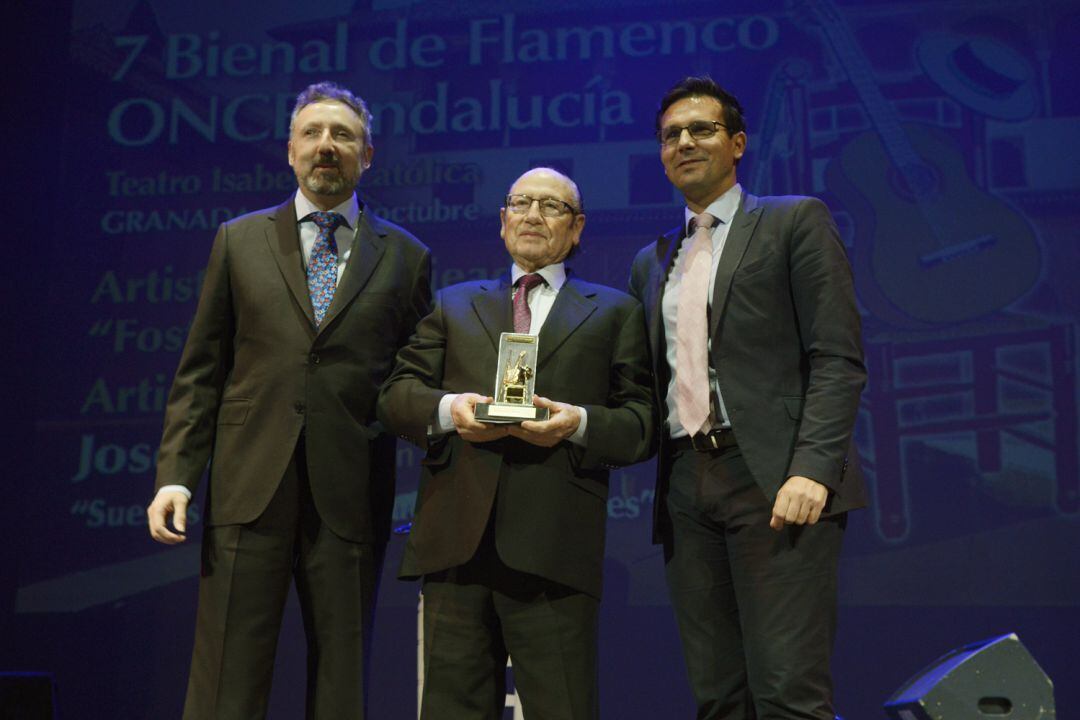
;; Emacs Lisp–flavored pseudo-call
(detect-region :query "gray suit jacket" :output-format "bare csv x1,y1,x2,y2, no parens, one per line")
630,192,867,543
155,194,431,543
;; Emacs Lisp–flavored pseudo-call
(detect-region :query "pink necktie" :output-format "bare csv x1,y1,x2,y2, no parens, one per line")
513,273,545,333
675,213,716,436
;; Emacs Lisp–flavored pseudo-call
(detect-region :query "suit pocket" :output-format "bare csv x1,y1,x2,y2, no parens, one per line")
782,395,804,420
568,474,608,500
217,398,251,425
353,291,398,307
420,437,454,471
736,252,777,279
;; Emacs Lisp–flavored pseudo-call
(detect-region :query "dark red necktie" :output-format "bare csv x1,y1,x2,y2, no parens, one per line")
512,273,545,333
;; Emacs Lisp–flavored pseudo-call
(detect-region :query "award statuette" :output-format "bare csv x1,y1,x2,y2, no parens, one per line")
474,333,550,423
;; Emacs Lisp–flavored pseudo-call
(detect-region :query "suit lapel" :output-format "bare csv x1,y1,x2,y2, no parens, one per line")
466,273,597,363
710,192,762,338
266,197,317,330
471,276,512,351
647,230,682,368
319,209,388,333
537,277,596,368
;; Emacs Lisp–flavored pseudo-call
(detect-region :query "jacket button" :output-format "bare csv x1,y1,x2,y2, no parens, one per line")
294,402,305,414
309,353,320,365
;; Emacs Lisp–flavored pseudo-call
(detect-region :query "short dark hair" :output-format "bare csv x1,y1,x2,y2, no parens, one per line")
290,81,372,147
655,76,746,138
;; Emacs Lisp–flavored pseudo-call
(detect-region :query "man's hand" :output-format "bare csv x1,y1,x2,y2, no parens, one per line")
509,395,581,447
770,475,828,531
148,490,189,544
451,392,510,443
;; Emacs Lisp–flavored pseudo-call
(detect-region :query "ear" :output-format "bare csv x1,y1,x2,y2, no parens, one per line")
287,139,296,169
732,131,747,160
570,212,586,245
361,143,374,170
499,207,508,239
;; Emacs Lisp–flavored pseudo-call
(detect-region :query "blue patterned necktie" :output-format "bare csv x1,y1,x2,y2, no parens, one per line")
307,211,345,327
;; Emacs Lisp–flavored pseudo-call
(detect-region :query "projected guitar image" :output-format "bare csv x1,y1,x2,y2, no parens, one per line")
800,0,1041,328
796,0,1051,543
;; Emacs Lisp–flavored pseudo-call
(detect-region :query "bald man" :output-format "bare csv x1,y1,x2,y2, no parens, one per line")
378,168,655,719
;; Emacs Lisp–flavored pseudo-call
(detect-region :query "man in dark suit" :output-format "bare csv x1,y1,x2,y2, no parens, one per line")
378,167,654,719
629,77,866,719
147,81,431,719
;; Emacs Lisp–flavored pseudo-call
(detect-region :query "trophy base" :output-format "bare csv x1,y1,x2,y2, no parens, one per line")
475,403,550,424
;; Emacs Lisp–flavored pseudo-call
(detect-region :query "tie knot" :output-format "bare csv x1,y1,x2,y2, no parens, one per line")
689,213,716,235
517,273,545,292
309,211,345,232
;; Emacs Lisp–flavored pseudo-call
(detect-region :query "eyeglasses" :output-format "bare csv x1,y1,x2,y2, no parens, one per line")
658,120,729,146
505,194,578,218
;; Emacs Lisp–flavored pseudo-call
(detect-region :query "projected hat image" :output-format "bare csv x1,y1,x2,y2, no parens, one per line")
917,31,1038,121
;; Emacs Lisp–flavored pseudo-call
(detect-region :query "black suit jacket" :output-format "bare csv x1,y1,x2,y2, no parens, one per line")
629,192,867,544
377,275,655,599
155,194,432,543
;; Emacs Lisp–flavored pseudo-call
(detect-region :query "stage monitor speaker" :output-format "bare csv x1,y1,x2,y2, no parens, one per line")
0,672,56,720
884,633,1054,719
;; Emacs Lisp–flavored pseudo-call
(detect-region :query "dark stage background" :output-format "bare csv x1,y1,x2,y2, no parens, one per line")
4,0,1078,717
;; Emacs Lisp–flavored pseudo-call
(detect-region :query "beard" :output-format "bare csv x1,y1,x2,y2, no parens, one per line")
298,160,360,197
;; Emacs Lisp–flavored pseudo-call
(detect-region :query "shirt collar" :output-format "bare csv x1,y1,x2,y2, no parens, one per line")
294,191,361,229
683,183,742,235
511,262,567,291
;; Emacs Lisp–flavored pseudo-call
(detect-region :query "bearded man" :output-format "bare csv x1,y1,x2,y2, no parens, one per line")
147,81,431,719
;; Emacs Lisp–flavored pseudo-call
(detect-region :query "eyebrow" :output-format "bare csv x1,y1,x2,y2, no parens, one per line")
512,193,576,204
662,116,721,125
298,121,357,132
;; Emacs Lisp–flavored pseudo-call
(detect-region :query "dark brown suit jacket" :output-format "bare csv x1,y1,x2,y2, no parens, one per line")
629,192,867,544
155,194,431,543
377,275,655,598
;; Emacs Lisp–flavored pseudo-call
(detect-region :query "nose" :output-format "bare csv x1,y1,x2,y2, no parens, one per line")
524,199,544,221
316,129,336,155
676,128,696,149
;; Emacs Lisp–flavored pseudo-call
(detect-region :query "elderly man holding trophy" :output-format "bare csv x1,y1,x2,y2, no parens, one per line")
378,167,655,719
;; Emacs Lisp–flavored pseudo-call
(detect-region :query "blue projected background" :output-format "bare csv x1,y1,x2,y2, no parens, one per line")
4,0,1078,717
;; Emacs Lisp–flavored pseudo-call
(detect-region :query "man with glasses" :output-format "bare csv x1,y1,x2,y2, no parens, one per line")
379,167,654,719
629,77,866,719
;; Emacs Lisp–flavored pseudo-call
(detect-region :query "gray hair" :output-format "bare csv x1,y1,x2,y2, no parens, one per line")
290,81,373,147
